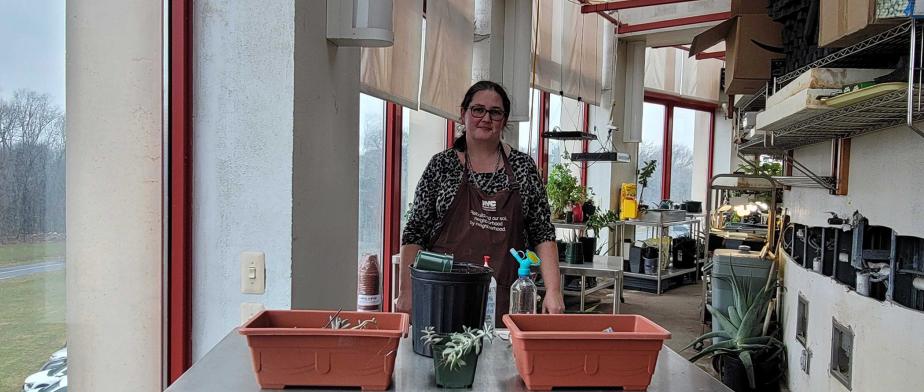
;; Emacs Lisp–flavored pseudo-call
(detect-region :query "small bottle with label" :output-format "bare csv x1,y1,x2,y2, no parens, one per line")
483,256,497,329
357,253,381,311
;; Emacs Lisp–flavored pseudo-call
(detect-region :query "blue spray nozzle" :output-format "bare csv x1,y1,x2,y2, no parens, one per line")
509,248,541,277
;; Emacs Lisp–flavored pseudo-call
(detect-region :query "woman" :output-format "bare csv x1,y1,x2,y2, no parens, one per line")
396,81,564,318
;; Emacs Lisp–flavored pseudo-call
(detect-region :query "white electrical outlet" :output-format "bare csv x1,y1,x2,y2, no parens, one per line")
800,348,812,374
240,302,265,325
241,251,266,294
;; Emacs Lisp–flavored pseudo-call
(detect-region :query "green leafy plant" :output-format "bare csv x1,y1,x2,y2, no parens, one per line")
684,263,784,389
585,210,619,240
421,325,495,371
547,163,580,219
737,162,783,177
637,160,657,205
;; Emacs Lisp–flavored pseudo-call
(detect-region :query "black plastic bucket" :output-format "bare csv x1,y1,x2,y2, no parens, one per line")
411,263,492,357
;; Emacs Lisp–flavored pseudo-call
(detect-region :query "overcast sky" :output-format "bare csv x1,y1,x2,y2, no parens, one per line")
0,0,66,109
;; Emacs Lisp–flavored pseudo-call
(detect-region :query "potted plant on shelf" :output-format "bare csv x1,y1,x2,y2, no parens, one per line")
547,163,580,221
684,263,785,392
637,160,657,209
421,325,494,388
583,210,619,260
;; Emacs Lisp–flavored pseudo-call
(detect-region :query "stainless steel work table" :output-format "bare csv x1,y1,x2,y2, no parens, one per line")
166,328,732,392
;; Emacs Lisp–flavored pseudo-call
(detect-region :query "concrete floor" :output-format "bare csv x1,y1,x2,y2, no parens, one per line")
565,282,719,377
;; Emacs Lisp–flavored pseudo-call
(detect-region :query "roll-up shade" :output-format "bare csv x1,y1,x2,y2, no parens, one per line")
360,0,424,109
533,0,602,106
419,0,474,120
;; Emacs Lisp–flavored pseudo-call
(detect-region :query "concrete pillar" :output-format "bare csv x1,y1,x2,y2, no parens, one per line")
66,0,163,390
291,1,362,310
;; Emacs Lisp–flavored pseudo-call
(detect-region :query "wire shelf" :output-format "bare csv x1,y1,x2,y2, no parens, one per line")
775,21,918,88
735,84,769,112
771,176,835,189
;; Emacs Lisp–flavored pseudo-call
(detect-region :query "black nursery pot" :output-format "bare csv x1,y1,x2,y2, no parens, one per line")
411,263,492,357
718,351,783,392
579,237,596,263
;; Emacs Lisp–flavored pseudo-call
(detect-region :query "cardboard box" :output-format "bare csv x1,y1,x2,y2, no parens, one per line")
819,0,902,48
691,13,784,95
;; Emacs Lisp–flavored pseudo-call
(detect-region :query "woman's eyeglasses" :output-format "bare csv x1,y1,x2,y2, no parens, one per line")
467,105,506,121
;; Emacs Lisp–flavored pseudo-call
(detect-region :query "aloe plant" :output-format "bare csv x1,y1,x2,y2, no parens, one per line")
684,262,784,389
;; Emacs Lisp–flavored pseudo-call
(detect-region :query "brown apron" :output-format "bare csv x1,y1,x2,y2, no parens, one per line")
429,147,527,322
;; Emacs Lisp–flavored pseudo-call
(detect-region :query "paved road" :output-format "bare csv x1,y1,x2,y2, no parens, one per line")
0,260,65,281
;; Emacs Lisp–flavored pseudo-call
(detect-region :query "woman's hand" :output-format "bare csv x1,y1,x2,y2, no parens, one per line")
542,288,565,314
395,290,412,314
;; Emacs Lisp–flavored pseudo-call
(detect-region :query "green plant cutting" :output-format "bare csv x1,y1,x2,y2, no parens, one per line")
637,160,657,205
421,325,494,371
684,262,784,389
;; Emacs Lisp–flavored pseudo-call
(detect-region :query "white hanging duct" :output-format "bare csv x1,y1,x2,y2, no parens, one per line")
913,277,924,291
856,272,871,296
327,0,395,47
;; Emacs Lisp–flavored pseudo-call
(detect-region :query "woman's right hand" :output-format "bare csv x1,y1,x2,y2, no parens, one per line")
395,290,412,314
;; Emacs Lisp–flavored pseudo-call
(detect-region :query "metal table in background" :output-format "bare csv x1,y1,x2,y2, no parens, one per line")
614,218,704,295
166,329,733,392
552,255,624,314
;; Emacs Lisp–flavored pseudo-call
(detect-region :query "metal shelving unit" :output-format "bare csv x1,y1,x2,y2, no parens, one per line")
739,19,924,157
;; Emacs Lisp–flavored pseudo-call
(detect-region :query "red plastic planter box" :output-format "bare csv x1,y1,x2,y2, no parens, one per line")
239,310,409,390
502,314,671,391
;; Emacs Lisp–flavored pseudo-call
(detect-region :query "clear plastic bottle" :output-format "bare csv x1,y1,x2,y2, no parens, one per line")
483,256,497,329
509,273,537,315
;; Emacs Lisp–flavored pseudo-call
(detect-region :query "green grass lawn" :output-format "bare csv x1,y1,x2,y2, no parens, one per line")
0,270,66,392
0,241,65,268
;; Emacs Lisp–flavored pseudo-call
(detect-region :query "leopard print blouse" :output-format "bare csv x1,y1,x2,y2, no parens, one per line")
402,148,556,249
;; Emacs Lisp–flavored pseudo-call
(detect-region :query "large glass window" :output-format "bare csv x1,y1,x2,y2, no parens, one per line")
517,88,541,162
358,94,386,261
547,94,583,180
670,107,711,203
0,1,67,390
400,108,447,231
639,102,665,208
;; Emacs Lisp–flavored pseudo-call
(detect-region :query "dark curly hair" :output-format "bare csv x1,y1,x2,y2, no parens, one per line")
453,80,511,152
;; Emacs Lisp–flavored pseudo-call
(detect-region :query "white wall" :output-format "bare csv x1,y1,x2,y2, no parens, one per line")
782,253,924,392
192,0,295,360
66,0,163,390
782,125,924,392
290,1,361,310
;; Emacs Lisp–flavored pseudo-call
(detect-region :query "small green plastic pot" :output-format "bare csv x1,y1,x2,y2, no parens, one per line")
432,343,481,389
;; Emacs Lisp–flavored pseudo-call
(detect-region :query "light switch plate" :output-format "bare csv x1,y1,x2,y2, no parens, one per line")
241,251,266,294
240,302,265,325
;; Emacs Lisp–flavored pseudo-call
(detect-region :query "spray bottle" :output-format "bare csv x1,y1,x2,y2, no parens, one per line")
483,256,497,330
509,248,542,314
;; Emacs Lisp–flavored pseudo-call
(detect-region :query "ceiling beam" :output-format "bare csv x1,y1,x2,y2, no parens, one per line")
581,0,698,13
617,12,730,34
695,50,726,60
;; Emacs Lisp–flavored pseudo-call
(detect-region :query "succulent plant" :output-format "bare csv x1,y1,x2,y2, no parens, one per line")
684,262,784,389
421,324,495,371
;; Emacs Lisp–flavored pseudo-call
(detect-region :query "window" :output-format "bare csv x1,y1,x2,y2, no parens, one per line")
669,107,711,203
547,94,583,181
797,294,809,345
831,318,853,389
639,102,666,208
400,108,447,230
518,88,541,162
0,1,67,390
358,94,386,261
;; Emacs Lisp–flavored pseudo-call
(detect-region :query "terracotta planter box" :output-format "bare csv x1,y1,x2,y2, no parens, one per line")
239,310,409,390
502,314,671,391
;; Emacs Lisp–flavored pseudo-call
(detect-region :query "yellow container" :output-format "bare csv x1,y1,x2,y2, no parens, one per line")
619,183,638,220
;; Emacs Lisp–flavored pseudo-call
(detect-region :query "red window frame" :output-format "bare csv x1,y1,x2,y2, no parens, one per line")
168,0,193,384
643,90,717,201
